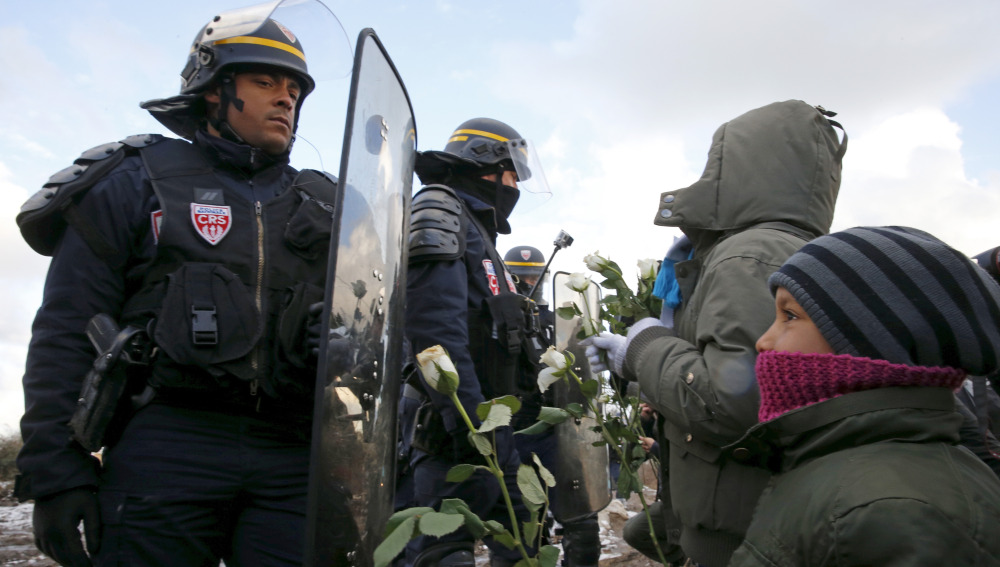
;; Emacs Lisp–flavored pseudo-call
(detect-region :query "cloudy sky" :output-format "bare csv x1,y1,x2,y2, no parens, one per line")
2,0,999,433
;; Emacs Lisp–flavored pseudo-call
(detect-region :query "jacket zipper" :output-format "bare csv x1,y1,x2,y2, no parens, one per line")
250,200,265,408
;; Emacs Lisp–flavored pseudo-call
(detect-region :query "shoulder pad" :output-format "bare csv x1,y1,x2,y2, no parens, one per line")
408,184,467,262
17,134,166,256
293,169,339,203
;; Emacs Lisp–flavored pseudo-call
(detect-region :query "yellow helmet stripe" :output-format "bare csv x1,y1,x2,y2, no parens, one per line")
452,128,510,143
214,36,306,63
506,261,545,267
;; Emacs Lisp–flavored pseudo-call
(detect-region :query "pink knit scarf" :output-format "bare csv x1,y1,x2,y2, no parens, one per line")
755,351,967,423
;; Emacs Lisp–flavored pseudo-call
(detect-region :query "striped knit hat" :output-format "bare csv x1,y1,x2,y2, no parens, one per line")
768,226,1000,375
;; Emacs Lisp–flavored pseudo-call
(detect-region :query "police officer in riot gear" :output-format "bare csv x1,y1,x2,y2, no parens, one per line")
14,5,340,565
504,246,602,567
404,118,548,566
504,245,548,301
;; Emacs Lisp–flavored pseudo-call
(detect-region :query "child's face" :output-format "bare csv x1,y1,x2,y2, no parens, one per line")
756,287,834,355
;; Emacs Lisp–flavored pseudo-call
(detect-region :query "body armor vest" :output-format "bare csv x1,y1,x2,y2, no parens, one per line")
120,138,337,406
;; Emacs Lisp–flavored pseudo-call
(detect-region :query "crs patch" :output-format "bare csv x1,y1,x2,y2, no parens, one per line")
483,259,501,296
483,260,518,295
191,204,232,245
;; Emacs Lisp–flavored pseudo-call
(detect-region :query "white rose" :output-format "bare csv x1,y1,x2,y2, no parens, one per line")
537,367,562,394
638,258,659,280
584,252,608,272
566,272,591,292
537,347,571,393
416,345,459,395
538,346,568,370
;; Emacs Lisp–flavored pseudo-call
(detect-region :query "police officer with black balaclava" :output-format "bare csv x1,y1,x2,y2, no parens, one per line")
403,118,550,567
14,3,342,565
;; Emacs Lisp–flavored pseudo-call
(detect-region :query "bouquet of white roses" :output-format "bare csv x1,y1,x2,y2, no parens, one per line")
550,252,672,564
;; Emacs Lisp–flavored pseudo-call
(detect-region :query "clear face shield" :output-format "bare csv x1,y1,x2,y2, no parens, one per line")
202,0,354,170
505,138,552,201
196,0,352,82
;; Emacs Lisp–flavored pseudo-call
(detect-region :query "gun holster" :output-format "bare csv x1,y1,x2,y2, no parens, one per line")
410,400,451,457
69,314,153,452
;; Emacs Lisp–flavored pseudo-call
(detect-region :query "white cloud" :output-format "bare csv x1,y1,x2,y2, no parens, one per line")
496,0,1000,281
0,161,46,432
833,109,1000,255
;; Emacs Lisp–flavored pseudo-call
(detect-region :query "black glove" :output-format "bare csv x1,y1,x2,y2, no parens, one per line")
306,301,354,374
33,487,101,567
305,301,324,360
451,430,484,463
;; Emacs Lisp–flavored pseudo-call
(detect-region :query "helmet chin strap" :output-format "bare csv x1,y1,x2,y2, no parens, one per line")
209,75,248,146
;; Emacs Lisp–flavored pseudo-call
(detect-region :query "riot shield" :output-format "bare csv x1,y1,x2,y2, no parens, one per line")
550,271,612,522
305,29,416,567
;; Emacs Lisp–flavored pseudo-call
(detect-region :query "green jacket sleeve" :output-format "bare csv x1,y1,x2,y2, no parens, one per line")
627,251,784,446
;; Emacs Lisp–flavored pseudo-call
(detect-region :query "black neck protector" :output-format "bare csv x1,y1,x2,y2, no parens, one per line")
454,174,520,234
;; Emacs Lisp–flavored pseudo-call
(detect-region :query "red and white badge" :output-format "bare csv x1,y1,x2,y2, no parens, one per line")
483,259,501,296
191,204,232,245
503,270,517,292
150,210,163,245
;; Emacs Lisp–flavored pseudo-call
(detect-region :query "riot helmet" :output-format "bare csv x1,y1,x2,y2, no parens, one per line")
443,118,527,175
505,246,546,280
141,0,344,146
416,118,551,234
416,118,550,197
180,17,314,98
505,245,548,298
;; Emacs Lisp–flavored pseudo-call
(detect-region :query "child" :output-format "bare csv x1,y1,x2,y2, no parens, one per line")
726,226,1000,566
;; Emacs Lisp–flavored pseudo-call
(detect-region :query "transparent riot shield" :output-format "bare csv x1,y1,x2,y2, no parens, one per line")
550,271,612,522
304,29,416,567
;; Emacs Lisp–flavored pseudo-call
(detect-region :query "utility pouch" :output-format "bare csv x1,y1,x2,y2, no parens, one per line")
410,401,450,456
484,294,526,355
517,298,549,392
476,294,529,399
153,262,260,377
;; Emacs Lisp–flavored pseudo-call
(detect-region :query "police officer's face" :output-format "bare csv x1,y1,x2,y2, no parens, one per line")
206,71,301,155
481,170,519,188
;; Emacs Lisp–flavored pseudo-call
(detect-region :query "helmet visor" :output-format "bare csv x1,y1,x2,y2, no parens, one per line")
199,0,353,83
505,138,551,197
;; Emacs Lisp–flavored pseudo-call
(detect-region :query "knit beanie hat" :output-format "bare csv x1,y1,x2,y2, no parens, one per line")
768,226,1000,375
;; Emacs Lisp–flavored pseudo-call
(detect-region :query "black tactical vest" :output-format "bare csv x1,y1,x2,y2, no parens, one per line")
120,138,337,407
